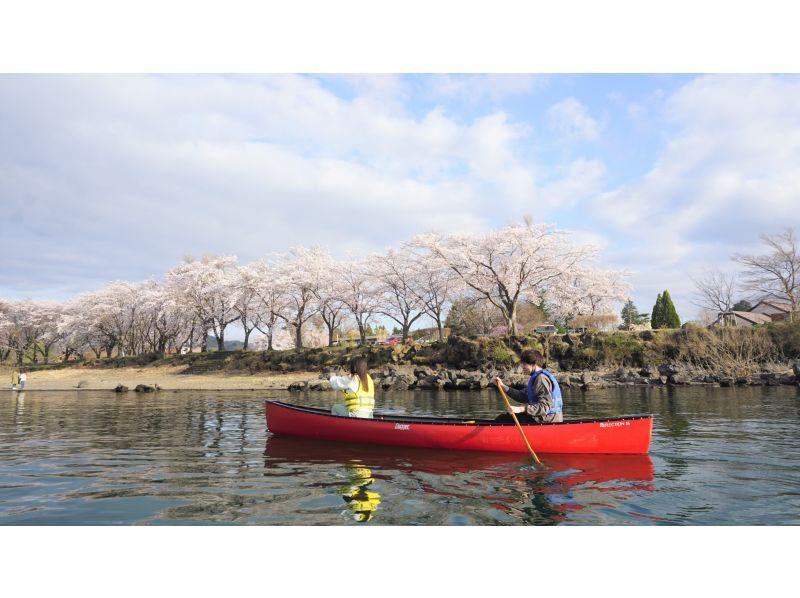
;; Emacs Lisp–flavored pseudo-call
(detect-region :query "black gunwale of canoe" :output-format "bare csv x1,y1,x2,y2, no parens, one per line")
265,400,652,427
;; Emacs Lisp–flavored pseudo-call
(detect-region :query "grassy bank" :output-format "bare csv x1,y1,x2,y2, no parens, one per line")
545,322,800,375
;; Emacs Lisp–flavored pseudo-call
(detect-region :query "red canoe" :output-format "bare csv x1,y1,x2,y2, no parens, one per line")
265,401,653,455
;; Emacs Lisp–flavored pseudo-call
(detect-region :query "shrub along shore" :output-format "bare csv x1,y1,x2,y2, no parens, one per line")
8,322,800,392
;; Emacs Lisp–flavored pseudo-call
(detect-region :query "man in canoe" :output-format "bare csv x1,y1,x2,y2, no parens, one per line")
329,357,375,418
494,349,563,423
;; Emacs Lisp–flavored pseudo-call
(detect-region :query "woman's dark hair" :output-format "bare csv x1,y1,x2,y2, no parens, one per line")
519,349,545,368
350,357,369,390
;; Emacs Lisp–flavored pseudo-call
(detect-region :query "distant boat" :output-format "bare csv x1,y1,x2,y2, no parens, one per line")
265,401,653,454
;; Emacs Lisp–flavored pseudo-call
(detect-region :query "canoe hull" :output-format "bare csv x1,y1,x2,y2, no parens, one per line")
265,401,652,454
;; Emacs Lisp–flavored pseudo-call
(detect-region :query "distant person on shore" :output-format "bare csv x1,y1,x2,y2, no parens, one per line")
18,371,26,390
11,369,19,390
329,357,375,418
493,350,563,423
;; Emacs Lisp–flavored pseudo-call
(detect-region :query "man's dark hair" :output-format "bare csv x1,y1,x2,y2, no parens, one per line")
519,349,545,367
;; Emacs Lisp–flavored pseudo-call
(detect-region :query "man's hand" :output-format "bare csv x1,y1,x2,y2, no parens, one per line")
494,376,504,389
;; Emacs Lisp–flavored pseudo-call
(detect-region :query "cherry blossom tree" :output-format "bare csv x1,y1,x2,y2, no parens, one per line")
165,255,241,351
0,300,71,364
250,326,294,352
80,281,146,357
0,300,15,361
0,301,30,364
58,299,95,360
374,248,428,342
58,298,109,359
300,318,328,349
337,258,381,344
402,241,461,341
550,267,631,325
414,222,600,335
232,266,264,351
134,280,196,354
28,301,66,363
13,301,44,363
315,264,349,347
242,260,289,352
274,247,328,349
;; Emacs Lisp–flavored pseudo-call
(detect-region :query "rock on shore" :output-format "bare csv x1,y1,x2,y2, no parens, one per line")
287,363,800,392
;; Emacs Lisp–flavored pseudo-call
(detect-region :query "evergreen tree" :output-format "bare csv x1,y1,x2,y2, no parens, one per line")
620,299,641,329
651,293,664,329
661,290,681,328
732,299,752,312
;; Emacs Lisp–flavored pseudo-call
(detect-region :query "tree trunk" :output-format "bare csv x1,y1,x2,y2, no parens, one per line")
242,329,251,351
216,329,225,351
505,303,518,336
295,322,304,350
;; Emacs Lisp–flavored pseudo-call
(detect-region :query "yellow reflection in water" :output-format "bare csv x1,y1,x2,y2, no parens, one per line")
340,463,381,523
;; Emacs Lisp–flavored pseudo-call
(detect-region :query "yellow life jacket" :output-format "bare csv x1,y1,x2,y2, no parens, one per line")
342,374,375,413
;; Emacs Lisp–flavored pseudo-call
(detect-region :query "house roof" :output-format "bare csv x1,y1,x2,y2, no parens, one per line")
729,311,772,325
751,300,792,313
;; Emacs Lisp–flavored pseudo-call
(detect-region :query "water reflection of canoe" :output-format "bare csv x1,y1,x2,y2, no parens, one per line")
263,435,655,484
265,401,653,454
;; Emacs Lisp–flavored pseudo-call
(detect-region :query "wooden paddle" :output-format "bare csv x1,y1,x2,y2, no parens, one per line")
495,380,542,465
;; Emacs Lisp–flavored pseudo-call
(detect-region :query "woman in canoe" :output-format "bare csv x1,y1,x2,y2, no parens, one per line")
330,357,375,418
494,349,563,423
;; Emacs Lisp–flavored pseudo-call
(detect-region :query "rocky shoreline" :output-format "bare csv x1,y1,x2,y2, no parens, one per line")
287,362,800,392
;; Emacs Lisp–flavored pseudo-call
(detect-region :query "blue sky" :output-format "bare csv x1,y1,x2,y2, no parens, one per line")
2,73,799,323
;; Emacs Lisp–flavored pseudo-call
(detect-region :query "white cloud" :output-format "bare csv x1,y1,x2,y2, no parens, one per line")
591,74,800,319
595,75,800,243
546,97,602,141
537,158,606,210
423,74,545,104
0,74,572,298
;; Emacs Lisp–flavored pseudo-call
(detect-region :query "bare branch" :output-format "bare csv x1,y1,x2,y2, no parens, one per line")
690,270,738,313
733,227,799,318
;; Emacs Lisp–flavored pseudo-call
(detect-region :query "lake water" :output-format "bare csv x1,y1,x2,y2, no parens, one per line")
1,386,798,525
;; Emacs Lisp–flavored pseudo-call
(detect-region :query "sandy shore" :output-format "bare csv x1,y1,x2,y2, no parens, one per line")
0,365,316,392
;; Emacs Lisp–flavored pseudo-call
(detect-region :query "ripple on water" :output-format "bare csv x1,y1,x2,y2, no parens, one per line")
1,387,799,524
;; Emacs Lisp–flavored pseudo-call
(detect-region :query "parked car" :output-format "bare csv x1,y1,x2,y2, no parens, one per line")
378,335,402,345
534,325,558,335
